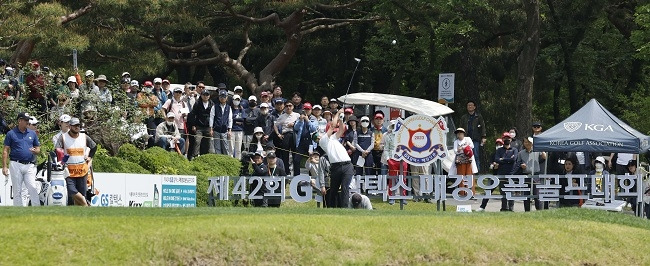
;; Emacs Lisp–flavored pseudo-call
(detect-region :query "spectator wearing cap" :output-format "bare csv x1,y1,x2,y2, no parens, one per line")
511,137,546,211
0,59,19,99
264,151,285,207
449,128,477,177
66,76,80,99
136,83,160,146
27,116,39,134
458,100,487,171
258,91,271,105
371,111,387,176
53,114,71,147
233,86,249,109
188,89,215,157
270,98,284,119
54,117,97,206
128,80,140,99
155,112,185,153
624,159,640,212
290,92,303,113
344,115,359,171
152,78,168,127
478,132,518,212
328,98,339,112
609,152,638,176
312,105,327,135
230,94,247,160
322,109,332,123
243,95,260,149
48,74,71,108
26,61,47,114
271,85,286,107
343,107,354,123
3,112,41,206
120,77,131,93
292,102,318,176
349,193,372,210
79,70,100,96
250,151,270,207
320,96,329,111
249,127,271,154
255,103,276,145
532,121,543,136
274,101,300,174
163,87,189,151
210,90,233,156
96,75,112,104
121,72,131,82
161,79,172,100
354,116,375,176
305,150,331,207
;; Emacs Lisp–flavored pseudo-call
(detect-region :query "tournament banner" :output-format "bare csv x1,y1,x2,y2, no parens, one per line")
90,173,126,207
89,173,196,208
161,175,197,207
392,115,449,166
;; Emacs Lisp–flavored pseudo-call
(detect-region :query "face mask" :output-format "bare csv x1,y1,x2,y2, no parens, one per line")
249,102,257,107
595,163,604,172
361,122,369,128
166,121,174,126
496,145,503,150
509,132,516,138
261,109,268,115
233,100,240,106
256,134,263,139
503,139,511,145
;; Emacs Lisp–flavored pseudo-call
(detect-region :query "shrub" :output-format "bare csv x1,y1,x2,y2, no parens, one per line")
93,153,149,174
117,143,142,164
139,147,191,174
189,154,241,207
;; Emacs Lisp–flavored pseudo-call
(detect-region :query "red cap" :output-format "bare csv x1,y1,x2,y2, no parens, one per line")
261,91,269,96
32,61,40,69
144,81,153,87
344,108,353,114
501,132,511,139
496,138,504,145
374,113,384,119
303,102,313,110
162,79,170,84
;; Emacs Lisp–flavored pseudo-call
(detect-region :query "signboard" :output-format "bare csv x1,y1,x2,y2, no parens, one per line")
438,73,455,103
91,173,126,207
125,175,161,207
161,175,197,207
392,115,449,166
0,176,32,206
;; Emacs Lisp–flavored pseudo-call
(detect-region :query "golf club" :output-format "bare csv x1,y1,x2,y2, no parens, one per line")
342,57,362,105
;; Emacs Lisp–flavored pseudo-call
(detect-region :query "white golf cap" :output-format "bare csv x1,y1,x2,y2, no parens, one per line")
130,80,139,86
59,114,71,122
166,112,175,118
153,77,163,84
122,72,130,76
67,76,77,84
248,95,257,101
313,105,322,110
260,103,269,108
234,85,243,91
595,156,606,165
254,127,264,134
360,116,370,122
84,70,94,76
29,116,39,125
173,87,183,92
233,95,241,100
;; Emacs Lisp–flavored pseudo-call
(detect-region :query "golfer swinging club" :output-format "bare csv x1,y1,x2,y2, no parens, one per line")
319,108,354,208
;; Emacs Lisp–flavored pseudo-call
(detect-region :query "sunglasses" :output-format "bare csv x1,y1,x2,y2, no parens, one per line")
174,91,182,93
533,125,541,128
197,86,205,88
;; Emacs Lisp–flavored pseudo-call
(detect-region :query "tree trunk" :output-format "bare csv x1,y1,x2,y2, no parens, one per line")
515,0,540,136
10,40,36,66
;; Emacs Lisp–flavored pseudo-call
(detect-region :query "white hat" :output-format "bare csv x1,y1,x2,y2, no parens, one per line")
130,80,139,87
153,77,163,84
253,127,264,134
59,114,71,123
260,103,269,108
84,70,94,77
173,87,183,92
166,112,175,118
233,95,241,100
595,156,606,165
248,95,257,101
234,86,243,91
313,105,323,110
95,74,108,82
122,72,130,77
67,76,77,84
29,116,39,125
527,137,534,144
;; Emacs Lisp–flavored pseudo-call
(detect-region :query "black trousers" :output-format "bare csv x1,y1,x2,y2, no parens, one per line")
278,132,295,175
480,178,514,211
329,161,354,208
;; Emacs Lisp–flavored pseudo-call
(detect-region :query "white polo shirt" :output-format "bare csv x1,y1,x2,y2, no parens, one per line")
319,134,350,163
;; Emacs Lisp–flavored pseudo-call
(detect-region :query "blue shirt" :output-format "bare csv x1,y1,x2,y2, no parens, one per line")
4,127,40,162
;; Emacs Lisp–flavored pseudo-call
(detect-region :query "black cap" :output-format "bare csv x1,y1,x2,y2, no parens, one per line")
274,98,285,104
217,83,227,89
17,112,31,120
0,59,6,66
201,90,211,95
348,115,358,122
532,121,542,127
266,152,276,159
628,160,637,167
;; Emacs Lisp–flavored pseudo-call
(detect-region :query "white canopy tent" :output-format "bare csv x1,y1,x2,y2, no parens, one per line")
336,93,455,117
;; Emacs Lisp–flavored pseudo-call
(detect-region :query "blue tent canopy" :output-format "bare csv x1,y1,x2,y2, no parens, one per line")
533,99,650,153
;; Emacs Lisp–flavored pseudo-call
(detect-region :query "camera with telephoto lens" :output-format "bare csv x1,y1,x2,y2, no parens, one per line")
240,151,251,176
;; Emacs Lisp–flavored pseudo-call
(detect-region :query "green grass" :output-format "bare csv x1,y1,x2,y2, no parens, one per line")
1,205,649,265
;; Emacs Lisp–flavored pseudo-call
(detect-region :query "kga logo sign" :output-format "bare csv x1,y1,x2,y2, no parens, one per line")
564,122,614,133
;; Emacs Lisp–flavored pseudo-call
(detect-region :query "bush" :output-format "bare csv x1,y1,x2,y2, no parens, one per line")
188,154,241,207
139,147,191,175
93,153,149,174
117,143,142,164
